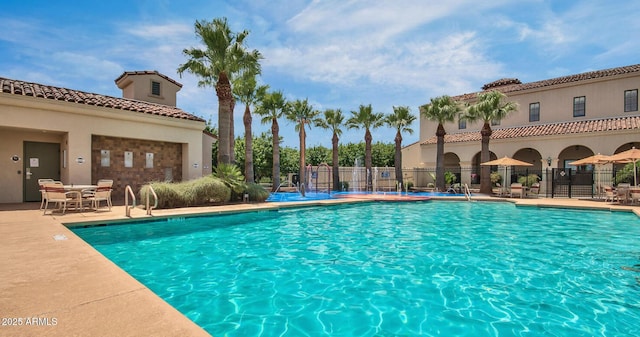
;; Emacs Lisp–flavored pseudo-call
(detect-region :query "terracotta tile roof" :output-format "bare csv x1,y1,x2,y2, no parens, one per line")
115,70,183,88
420,115,640,145
454,63,640,101
0,76,204,122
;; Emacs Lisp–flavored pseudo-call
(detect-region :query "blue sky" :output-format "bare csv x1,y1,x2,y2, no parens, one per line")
1,0,638,148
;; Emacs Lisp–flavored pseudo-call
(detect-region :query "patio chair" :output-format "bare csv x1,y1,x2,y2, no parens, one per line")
630,188,640,205
617,183,631,204
84,180,112,211
510,183,524,198
492,183,503,197
38,178,55,209
42,183,81,215
529,183,540,198
603,186,618,203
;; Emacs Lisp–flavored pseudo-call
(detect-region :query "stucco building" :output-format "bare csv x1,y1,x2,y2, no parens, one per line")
402,64,640,194
0,71,214,204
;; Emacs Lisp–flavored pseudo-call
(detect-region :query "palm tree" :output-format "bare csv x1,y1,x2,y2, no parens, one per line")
232,70,267,183
385,106,416,188
420,95,463,191
177,17,262,165
316,109,345,191
347,104,385,192
255,90,288,191
464,90,518,194
286,99,320,197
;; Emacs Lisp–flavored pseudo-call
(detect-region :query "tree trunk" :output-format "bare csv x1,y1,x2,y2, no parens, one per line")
229,99,236,165
480,122,493,194
243,105,254,183
332,132,340,191
365,129,373,192
299,123,306,197
271,119,280,192
435,123,446,191
215,72,232,165
395,130,403,187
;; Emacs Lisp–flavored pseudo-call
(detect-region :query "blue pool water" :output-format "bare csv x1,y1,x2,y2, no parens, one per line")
266,191,462,202
71,201,640,336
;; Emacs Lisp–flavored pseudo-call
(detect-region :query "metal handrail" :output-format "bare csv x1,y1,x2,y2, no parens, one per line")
145,185,158,216
124,185,136,217
463,183,472,201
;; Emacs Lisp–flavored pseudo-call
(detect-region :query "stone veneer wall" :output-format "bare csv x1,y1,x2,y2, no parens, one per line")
91,135,182,203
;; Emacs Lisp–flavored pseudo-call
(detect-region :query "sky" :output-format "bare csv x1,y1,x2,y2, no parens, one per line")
1,0,639,148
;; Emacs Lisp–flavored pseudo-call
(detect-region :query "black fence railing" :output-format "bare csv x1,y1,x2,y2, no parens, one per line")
295,166,635,198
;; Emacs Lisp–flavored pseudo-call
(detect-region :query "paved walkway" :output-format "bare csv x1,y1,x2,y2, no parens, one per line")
0,197,638,336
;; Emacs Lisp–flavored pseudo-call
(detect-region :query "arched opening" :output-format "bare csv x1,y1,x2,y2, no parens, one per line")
471,151,497,185
511,148,543,185
612,142,640,185
559,145,593,169
444,153,461,185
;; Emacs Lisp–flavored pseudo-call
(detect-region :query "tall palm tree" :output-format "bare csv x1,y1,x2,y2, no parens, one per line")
316,109,345,191
286,99,320,197
178,17,262,165
464,90,518,194
385,106,416,188
420,95,463,191
232,70,267,183
255,90,288,191
347,104,385,192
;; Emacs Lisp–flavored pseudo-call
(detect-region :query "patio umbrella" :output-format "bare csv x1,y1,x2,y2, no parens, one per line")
568,153,612,166
569,153,613,198
608,147,640,186
481,156,533,194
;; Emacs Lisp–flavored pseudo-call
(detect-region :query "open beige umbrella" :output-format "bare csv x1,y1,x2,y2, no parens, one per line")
608,147,640,186
481,156,533,194
569,153,613,198
568,153,612,166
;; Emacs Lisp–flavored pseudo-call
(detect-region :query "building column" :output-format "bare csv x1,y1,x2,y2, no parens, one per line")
460,161,472,187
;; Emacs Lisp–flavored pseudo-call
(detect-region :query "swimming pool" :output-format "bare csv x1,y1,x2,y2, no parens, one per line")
71,201,640,336
266,191,463,202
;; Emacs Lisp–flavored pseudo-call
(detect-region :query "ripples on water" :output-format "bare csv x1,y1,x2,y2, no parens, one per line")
73,201,640,336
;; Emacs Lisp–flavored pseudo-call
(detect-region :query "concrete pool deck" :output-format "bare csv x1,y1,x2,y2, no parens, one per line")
1,196,638,336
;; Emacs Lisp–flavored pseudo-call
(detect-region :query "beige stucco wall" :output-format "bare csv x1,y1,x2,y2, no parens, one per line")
409,72,640,171
202,133,216,176
0,94,205,203
404,128,639,171
116,73,181,107
419,74,639,141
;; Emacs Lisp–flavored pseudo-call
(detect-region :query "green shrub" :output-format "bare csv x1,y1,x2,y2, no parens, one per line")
245,182,270,202
444,171,457,185
213,163,246,201
517,174,540,187
140,181,181,209
140,176,230,209
338,181,349,191
615,162,636,184
490,171,502,186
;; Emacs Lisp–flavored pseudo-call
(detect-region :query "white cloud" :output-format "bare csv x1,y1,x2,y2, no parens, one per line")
124,23,193,40
50,52,124,81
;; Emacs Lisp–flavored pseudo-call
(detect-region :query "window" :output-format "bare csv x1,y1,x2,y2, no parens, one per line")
458,118,466,130
151,81,161,96
491,119,500,126
625,89,638,112
529,102,540,122
573,96,585,117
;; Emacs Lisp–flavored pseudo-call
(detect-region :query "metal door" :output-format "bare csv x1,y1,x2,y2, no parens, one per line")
23,141,60,201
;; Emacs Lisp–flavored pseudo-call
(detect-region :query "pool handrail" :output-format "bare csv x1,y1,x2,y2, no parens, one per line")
145,185,158,215
463,183,472,201
124,185,136,217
